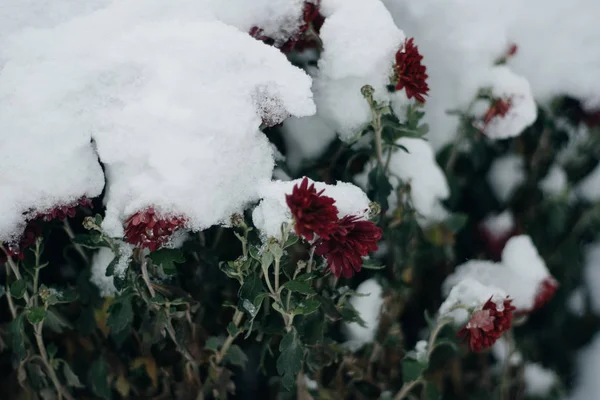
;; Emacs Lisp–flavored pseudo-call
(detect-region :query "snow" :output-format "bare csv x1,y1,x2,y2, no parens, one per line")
252,178,371,240
414,340,428,363
357,138,449,225
570,333,600,400
539,164,568,196
313,0,405,139
567,287,586,317
281,114,337,172
443,235,553,311
90,248,118,297
491,337,523,366
480,210,515,239
487,155,526,203
575,162,600,203
583,243,600,314
472,66,537,140
0,0,317,241
382,0,600,150
523,363,556,397
343,278,384,345
439,278,507,326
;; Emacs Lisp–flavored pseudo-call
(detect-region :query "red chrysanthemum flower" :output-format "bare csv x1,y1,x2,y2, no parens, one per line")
286,177,339,241
1,197,92,264
532,277,559,310
393,38,430,103
124,208,186,252
315,215,383,278
36,197,93,222
250,1,325,53
482,97,512,129
457,297,516,352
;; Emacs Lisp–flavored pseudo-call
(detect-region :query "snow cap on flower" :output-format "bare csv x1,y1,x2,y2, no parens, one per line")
479,210,517,260
315,214,382,278
472,66,537,140
439,278,508,326
393,37,429,103
252,178,370,240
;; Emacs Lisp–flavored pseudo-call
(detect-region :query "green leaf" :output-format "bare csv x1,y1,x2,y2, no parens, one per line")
26,307,47,324
224,345,248,367
72,232,109,249
277,330,304,390
227,322,240,337
238,273,266,318
10,279,27,299
444,213,469,233
402,358,427,383
107,295,134,334
90,358,111,399
205,336,223,352
284,235,299,249
425,383,441,400
249,246,261,261
105,257,118,277
283,280,315,295
46,343,58,359
63,362,84,388
292,298,320,316
45,309,73,333
9,314,26,361
148,249,185,275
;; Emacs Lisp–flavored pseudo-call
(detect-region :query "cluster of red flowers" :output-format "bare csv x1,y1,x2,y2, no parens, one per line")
285,177,382,278
0,197,92,263
457,297,516,352
250,0,325,53
481,97,512,130
393,38,429,103
124,208,186,252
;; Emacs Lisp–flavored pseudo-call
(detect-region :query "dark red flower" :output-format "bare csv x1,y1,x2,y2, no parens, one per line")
36,197,93,222
1,197,91,264
532,277,559,310
315,215,383,278
250,1,325,53
482,97,512,129
507,43,518,57
393,38,429,103
286,177,338,241
124,208,186,252
457,297,516,352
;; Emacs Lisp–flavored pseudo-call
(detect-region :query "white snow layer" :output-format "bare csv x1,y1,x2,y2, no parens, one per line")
314,0,406,140
570,333,600,400
343,278,384,345
487,155,526,203
523,363,556,397
439,278,507,326
382,0,600,150
252,178,371,240
480,210,515,239
0,0,317,241
575,162,600,203
90,248,118,297
540,164,568,196
357,138,449,225
443,235,553,311
584,243,600,314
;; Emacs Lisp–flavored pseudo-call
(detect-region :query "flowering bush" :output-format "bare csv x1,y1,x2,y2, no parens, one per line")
2,1,600,400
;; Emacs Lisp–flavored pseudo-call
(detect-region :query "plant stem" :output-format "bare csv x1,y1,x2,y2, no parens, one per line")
500,330,516,400
5,270,16,319
216,310,244,364
274,257,281,294
0,245,31,305
427,318,452,357
34,322,73,400
141,256,156,298
33,239,42,307
371,106,384,167
393,378,423,400
63,220,89,264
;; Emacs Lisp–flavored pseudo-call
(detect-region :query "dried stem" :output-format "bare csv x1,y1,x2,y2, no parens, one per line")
141,256,156,298
34,322,73,400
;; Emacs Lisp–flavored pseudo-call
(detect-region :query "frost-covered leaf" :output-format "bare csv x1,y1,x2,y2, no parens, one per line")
277,330,304,390
224,345,248,367
283,280,315,295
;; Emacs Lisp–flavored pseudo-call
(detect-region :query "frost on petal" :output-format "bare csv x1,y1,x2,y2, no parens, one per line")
343,278,383,347
252,178,370,240
487,154,526,203
313,0,404,139
90,248,118,298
